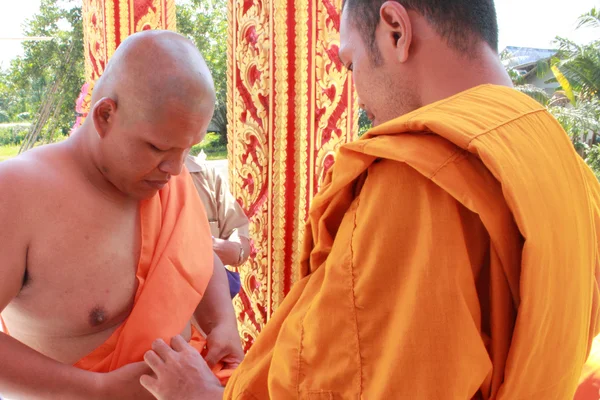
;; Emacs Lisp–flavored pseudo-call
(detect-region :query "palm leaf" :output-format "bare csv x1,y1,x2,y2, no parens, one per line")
552,65,576,105
577,7,600,30
514,84,551,106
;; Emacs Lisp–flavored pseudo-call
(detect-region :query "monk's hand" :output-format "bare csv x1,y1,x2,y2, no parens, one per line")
140,336,224,400
204,322,244,369
98,361,156,400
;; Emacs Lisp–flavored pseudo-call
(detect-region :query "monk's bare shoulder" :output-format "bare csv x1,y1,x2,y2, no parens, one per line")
1,144,58,192
0,143,71,224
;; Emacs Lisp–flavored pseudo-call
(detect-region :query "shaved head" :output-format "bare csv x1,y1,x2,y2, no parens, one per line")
92,30,216,125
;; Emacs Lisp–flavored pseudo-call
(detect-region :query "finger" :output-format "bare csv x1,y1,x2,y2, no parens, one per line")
128,360,153,375
192,351,217,375
139,374,159,398
220,356,242,370
144,350,164,373
170,335,190,353
152,338,174,361
203,344,226,368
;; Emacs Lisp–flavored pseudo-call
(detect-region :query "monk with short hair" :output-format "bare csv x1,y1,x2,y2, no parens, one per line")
0,30,242,399
141,1,600,399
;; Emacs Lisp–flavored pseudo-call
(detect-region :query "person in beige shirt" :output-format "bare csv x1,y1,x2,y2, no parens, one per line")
185,155,250,298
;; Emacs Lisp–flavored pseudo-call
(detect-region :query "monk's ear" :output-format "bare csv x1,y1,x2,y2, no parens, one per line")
92,97,118,139
378,1,412,63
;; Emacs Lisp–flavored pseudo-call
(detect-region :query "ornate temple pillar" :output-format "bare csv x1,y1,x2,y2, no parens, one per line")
228,0,358,350
77,0,177,124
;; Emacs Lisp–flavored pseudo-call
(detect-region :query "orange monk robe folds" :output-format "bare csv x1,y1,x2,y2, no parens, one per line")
225,85,600,399
72,169,232,383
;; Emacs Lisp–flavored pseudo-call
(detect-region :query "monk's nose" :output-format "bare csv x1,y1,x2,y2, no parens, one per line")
158,153,185,176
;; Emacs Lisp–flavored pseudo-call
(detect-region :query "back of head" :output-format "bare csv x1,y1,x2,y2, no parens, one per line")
343,0,499,63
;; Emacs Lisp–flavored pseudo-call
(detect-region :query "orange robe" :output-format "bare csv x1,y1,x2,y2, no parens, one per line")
224,85,600,399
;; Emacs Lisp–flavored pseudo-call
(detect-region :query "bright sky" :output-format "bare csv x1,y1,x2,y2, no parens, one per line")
0,0,598,69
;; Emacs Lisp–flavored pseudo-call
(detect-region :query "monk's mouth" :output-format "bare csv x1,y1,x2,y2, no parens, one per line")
145,180,169,190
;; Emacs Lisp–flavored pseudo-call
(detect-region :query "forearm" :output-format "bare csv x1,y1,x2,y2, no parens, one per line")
193,253,238,333
212,239,240,266
213,237,250,266
0,332,102,400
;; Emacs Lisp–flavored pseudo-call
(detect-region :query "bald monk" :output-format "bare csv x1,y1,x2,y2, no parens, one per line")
140,1,600,399
0,30,243,399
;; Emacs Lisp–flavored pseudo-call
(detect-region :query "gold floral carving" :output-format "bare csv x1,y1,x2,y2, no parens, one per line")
229,0,272,349
270,0,289,314
166,0,177,29
82,0,106,83
314,0,355,192
292,0,310,285
105,0,117,59
120,0,130,45
135,0,162,32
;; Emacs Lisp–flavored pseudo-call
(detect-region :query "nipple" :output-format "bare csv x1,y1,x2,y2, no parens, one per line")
89,306,107,327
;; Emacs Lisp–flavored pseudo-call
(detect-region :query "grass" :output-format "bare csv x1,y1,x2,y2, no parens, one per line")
191,132,228,160
0,145,20,162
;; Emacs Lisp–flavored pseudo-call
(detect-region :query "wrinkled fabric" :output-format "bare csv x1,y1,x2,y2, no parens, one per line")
224,85,600,399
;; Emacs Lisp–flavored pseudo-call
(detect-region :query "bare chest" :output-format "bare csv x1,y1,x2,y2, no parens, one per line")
7,194,141,337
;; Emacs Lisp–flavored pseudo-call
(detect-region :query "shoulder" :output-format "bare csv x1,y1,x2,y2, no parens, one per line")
0,145,66,211
357,158,458,217
185,155,214,174
0,155,40,236
0,153,39,198
364,159,432,191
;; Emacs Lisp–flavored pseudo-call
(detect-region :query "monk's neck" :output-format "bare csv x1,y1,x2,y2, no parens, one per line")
418,45,513,107
68,128,135,205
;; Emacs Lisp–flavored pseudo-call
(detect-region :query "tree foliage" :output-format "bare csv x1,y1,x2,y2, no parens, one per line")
505,7,600,177
0,0,84,139
176,0,228,143
0,0,229,144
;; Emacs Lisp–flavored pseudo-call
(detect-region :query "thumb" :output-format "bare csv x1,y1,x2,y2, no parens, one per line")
139,374,159,398
116,361,151,377
203,342,225,369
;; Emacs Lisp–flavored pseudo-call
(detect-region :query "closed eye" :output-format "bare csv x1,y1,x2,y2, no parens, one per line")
149,143,166,152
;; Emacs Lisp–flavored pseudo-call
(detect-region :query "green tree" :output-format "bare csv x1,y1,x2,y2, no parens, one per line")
0,0,228,146
358,109,372,136
548,8,600,153
176,0,228,144
504,7,600,176
0,0,84,140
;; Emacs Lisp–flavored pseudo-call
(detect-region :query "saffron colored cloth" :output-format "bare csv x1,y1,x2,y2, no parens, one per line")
224,85,600,399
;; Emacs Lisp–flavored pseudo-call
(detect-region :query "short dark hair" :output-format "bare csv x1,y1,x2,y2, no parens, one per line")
343,0,499,61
